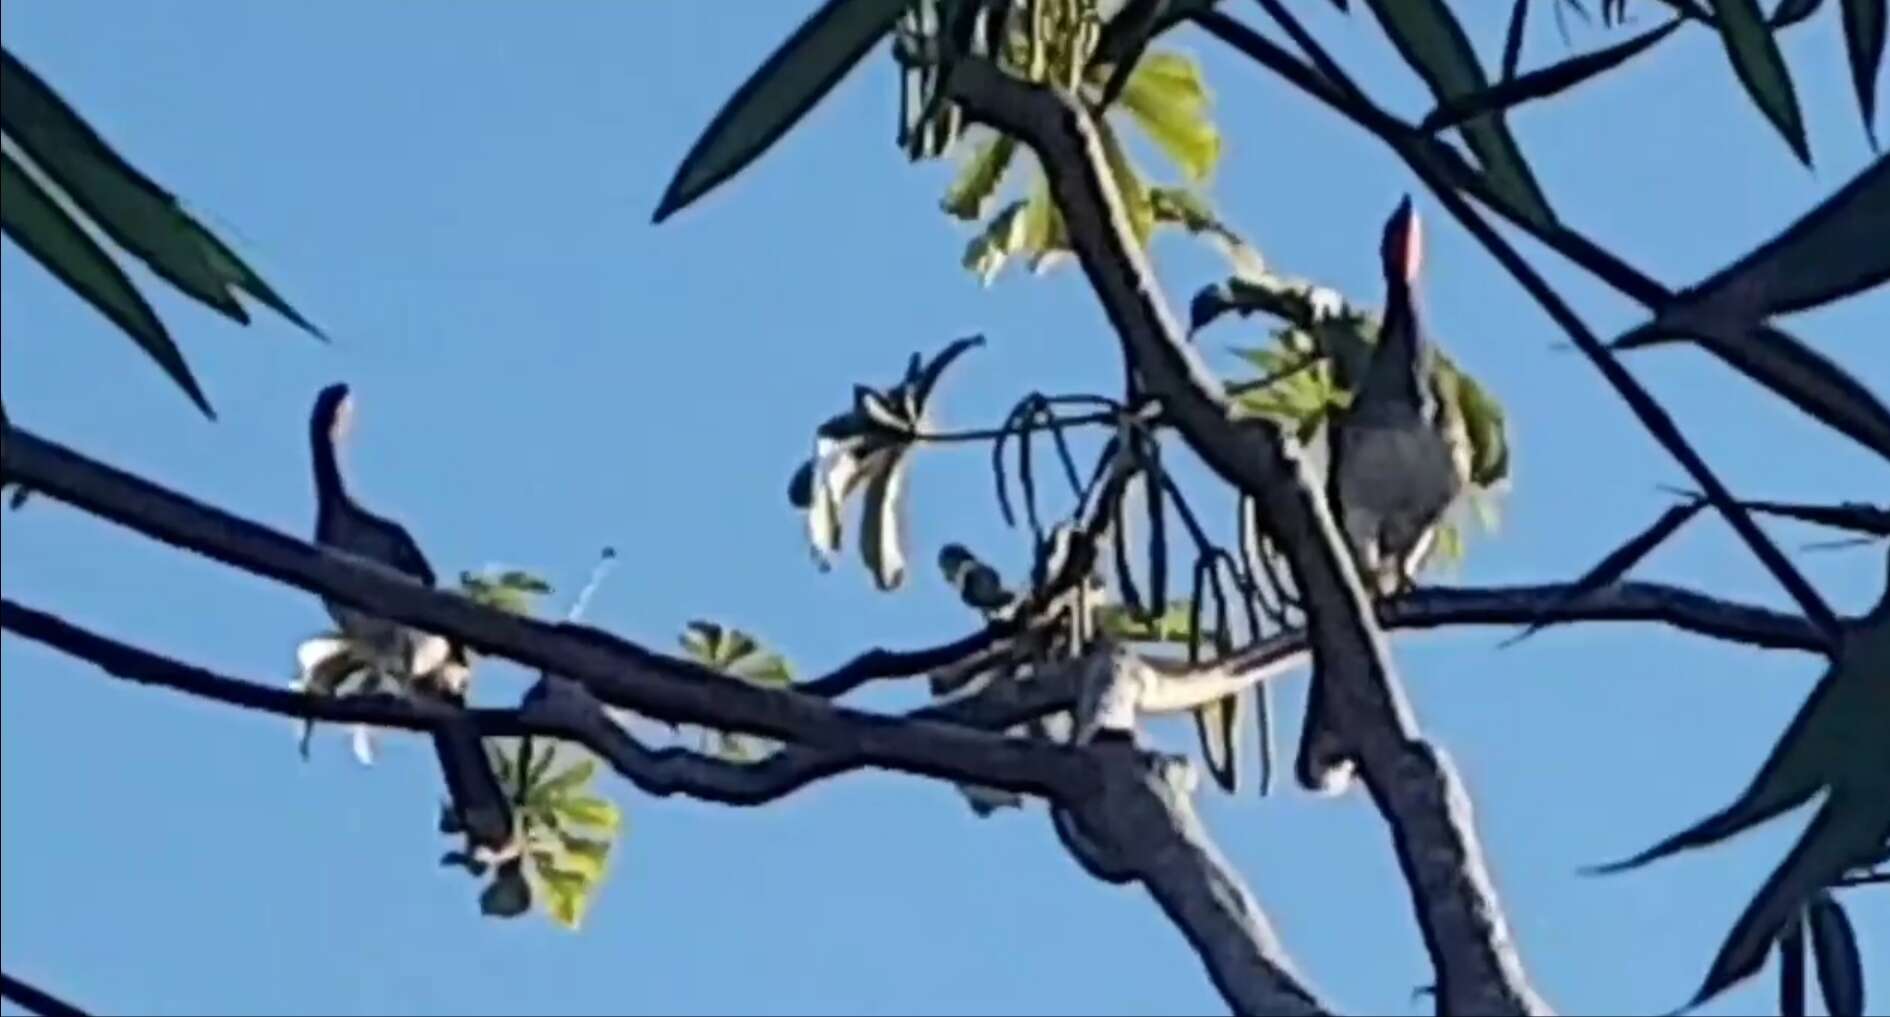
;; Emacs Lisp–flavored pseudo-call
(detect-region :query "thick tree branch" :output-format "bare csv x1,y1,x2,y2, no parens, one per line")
0,973,89,1017
944,58,1550,1016
0,428,1328,1016
1,426,1090,800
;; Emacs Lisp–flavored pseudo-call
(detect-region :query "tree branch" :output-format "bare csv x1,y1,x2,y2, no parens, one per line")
943,57,1550,1016
0,973,89,1017
0,427,1329,1016
1193,8,1890,466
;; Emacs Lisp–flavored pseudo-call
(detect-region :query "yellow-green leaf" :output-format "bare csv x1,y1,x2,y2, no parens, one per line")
1360,0,1556,229
1,49,317,336
942,133,1019,220
1703,0,1812,164
1118,50,1222,182
0,151,210,416
557,793,622,834
653,0,906,222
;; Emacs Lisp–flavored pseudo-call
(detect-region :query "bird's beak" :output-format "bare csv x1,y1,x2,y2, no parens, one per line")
1383,196,1423,287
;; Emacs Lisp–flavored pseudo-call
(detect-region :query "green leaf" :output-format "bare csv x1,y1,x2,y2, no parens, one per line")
534,757,599,802
653,0,907,222
1703,0,1812,164
964,198,1032,283
1840,0,1886,144
557,834,612,883
556,793,622,834
0,151,210,416
531,855,598,930
1117,50,1222,182
1360,0,1556,228
1417,18,1683,135
1807,893,1864,1017
0,49,317,336
942,133,1019,220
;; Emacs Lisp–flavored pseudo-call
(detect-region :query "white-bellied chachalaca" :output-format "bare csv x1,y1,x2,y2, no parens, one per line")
1297,198,1464,795
309,383,513,851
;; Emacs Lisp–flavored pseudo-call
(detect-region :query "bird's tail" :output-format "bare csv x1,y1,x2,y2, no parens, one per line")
432,713,515,855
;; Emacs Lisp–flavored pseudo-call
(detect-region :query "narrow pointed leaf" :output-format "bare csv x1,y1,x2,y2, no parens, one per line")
860,453,911,590
1193,692,1243,792
652,0,906,222
1501,0,1530,81
942,134,1019,220
1674,156,1890,319
1,151,211,416
1771,0,1827,26
1687,792,1890,1010
1841,0,1886,144
1808,894,1865,1017
1362,0,1557,227
1703,0,1812,163
0,50,316,335
1419,18,1682,134
1505,498,1705,646
1591,609,1890,876
1778,913,1807,1017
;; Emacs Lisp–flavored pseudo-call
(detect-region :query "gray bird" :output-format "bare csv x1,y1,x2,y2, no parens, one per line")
310,383,513,852
1297,198,1464,794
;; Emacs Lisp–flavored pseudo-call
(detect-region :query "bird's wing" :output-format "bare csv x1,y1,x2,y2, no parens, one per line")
379,516,438,587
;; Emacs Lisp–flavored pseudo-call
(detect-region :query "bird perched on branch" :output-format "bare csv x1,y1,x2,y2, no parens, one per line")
309,383,513,853
1297,197,1465,794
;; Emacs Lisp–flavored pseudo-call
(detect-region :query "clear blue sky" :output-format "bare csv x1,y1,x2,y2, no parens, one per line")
2,3,1884,1015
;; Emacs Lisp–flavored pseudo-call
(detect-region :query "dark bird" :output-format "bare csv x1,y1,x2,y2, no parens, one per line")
1298,198,1466,795
309,383,513,853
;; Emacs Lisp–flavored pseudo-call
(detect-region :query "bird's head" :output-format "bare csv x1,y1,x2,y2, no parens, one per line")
312,383,355,448
1379,196,1423,291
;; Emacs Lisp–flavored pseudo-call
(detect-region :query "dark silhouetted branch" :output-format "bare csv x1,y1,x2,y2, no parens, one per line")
944,56,1550,1017
0,973,89,1017
0,429,1328,1017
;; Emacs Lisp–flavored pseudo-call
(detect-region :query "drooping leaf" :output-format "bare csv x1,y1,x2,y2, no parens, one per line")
532,757,599,804
964,198,1032,284
861,444,912,590
653,0,907,222
1117,51,1222,182
1417,18,1683,135
0,151,210,416
1192,691,1243,793
942,133,1019,220
1778,914,1807,1017
1703,0,1812,163
1840,0,1886,144
0,50,317,335
1360,0,1557,227
1808,893,1865,1017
